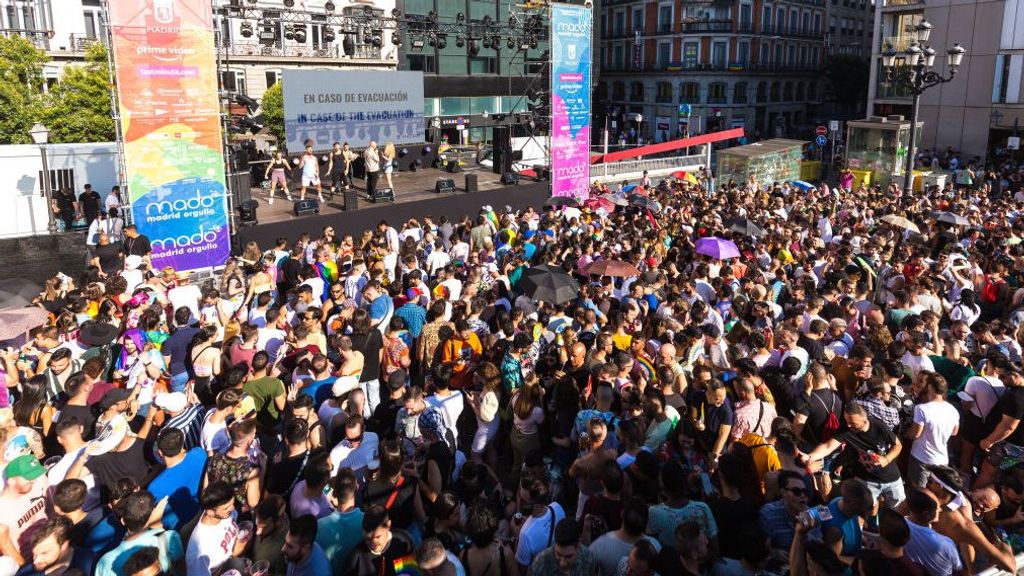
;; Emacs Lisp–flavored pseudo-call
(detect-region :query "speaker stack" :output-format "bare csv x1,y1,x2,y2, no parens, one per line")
343,189,359,211
293,199,320,216
371,188,395,203
464,174,478,194
500,172,520,185
435,179,456,194
492,125,513,175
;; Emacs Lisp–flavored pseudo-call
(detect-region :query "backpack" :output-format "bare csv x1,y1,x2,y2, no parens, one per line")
981,275,1004,305
813,391,840,442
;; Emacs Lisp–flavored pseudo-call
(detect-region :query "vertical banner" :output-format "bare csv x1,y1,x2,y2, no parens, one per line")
550,3,592,200
108,0,229,272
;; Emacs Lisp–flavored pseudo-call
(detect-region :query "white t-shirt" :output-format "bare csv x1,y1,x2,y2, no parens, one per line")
515,503,566,566
425,392,465,442
590,532,662,576
903,520,962,576
167,285,203,322
910,401,960,465
962,376,1004,419
201,410,229,454
900,352,935,379
47,446,101,511
257,327,287,363
186,517,238,576
329,431,379,477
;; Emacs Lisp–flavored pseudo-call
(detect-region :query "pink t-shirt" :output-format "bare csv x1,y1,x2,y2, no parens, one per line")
513,405,545,435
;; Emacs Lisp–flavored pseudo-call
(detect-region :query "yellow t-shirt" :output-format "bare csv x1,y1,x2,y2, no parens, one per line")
738,433,781,493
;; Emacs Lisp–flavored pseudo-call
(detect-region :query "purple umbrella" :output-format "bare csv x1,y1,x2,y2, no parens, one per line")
695,237,740,260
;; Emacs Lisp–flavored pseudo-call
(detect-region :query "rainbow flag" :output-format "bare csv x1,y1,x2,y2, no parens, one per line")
636,355,657,384
317,260,339,286
393,554,422,575
484,206,500,230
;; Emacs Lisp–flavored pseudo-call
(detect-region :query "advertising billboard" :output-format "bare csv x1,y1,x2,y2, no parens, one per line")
283,69,425,151
550,3,592,200
107,0,229,272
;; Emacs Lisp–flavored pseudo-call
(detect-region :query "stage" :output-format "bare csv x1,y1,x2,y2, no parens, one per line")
235,166,550,247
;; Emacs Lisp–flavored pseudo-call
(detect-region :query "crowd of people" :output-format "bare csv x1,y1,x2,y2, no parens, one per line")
5,164,1024,576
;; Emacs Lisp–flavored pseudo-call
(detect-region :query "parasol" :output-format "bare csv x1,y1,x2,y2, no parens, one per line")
695,237,741,260
519,265,581,305
584,259,641,278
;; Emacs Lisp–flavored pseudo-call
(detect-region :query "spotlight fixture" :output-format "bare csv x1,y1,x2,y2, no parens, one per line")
412,38,425,49
520,38,531,50
507,36,516,49
284,0,294,7
468,38,480,56
342,33,356,55
246,0,257,4
436,33,447,49
371,31,383,47
323,26,335,42
294,23,307,43
481,36,491,49
392,8,401,17
240,22,253,37
284,24,295,40
456,34,465,47
456,12,465,23
428,10,438,23
391,31,401,45
364,5,374,15
482,15,493,26
428,35,436,47
492,34,502,49
325,0,335,11
530,36,538,49
509,15,518,28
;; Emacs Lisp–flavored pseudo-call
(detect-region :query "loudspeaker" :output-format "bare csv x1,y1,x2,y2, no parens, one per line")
435,179,456,194
445,160,462,173
343,189,359,211
464,174,478,194
501,172,519,185
293,198,320,216
237,199,259,227
371,187,395,203
492,125,512,174
533,164,550,180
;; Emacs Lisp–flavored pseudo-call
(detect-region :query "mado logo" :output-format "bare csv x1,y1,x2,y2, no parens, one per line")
143,184,223,223
151,224,223,251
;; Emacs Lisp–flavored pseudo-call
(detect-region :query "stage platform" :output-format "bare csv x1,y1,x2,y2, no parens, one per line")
236,166,550,247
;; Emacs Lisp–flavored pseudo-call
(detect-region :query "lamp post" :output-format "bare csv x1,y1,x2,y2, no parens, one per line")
29,123,58,235
881,21,965,195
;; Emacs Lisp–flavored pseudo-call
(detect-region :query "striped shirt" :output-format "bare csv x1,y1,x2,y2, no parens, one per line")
165,404,205,452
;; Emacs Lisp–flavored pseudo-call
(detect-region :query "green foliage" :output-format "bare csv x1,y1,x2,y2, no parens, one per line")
0,36,47,144
38,42,115,143
826,54,871,105
261,81,284,144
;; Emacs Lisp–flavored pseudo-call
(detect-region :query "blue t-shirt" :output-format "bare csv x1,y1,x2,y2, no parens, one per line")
395,304,427,339
300,378,337,406
317,509,365,574
163,326,199,375
289,542,331,576
95,528,183,576
368,294,390,322
821,497,862,557
147,447,208,530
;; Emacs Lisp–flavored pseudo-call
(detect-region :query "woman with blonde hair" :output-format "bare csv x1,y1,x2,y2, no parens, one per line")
466,362,502,468
510,375,544,483
382,141,397,191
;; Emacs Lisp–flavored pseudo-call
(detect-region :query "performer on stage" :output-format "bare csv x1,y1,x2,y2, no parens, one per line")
299,144,325,202
264,150,293,204
364,141,381,200
382,141,397,192
327,142,356,196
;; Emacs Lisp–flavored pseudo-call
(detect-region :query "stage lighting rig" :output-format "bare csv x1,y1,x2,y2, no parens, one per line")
284,24,295,40
325,1,335,12
294,23,307,43
456,34,465,47
240,22,253,37
468,38,480,56
342,33,356,55
436,33,447,49
392,31,401,46
323,26,335,42
284,0,294,7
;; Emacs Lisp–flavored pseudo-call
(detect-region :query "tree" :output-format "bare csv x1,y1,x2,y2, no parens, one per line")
261,81,284,144
0,35,48,144
38,42,115,143
826,54,870,107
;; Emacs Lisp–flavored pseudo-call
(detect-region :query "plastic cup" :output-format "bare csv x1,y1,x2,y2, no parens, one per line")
250,560,270,576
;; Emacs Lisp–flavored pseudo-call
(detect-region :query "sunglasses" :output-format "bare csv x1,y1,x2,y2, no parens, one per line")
785,486,809,497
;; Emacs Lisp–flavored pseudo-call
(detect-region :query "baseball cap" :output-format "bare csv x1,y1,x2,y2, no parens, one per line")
97,388,131,412
388,369,409,391
5,455,45,481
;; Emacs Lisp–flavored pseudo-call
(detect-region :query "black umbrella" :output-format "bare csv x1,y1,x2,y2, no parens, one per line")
519,264,580,305
629,195,662,211
0,278,41,309
544,196,580,209
725,217,768,238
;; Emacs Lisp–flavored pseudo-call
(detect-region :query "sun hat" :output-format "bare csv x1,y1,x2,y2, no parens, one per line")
87,414,129,456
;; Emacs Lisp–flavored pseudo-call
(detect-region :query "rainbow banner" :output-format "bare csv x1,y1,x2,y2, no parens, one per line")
108,0,229,272
550,3,592,200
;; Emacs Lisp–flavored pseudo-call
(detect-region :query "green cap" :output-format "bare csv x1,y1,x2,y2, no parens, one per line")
5,455,45,481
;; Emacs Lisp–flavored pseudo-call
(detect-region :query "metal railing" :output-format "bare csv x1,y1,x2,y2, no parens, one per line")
602,153,708,175
66,34,100,53
218,40,382,60
0,29,50,50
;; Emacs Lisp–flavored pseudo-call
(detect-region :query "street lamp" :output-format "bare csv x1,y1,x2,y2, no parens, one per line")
880,21,965,195
29,123,58,235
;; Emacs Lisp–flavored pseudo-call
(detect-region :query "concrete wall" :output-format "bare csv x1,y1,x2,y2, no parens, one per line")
0,143,118,239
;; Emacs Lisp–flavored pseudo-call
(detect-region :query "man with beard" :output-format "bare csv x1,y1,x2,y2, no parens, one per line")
281,514,330,576
345,505,415,576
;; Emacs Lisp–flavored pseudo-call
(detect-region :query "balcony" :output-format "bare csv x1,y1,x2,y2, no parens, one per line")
761,25,825,40
682,20,733,33
1,29,51,51
879,34,918,52
600,62,825,74
882,0,925,9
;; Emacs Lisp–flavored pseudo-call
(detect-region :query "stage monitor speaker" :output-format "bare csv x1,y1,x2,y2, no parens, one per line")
500,172,520,185
492,125,512,174
435,179,456,194
371,187,395,203
464,173,478,194
343,189,359,211
237,199,259,227
293,198,320,216
445,160,462,173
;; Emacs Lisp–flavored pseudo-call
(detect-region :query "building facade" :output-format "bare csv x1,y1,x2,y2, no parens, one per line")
597,0,828,142
867,0,1023,161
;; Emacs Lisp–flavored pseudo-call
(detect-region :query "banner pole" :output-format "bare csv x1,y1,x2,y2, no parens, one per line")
100,1,130,225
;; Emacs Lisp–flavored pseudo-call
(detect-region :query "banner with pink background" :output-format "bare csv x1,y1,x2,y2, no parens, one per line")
550,4,592,200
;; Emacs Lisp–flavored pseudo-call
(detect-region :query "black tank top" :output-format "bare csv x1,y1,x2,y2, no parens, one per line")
273,158,288,170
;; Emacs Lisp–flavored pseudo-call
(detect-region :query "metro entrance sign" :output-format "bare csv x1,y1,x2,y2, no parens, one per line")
816,125,828,136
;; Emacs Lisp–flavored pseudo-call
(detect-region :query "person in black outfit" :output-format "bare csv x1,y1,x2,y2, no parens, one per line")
278,246,305,298
91,234,123,276
122,225,152,262
52,188,78,231
78,184,102,226
345,504,415,576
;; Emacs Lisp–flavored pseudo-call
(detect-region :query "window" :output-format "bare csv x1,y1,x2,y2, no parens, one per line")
814,14,822,34
737,42,750,66
658,4,672,33
657,42,671,68
808,82,817,100
733,82,749,103
762,7,772,32
812,47,820,66
783,81,793,101
770,82,781,101
796,82,805,100
712,42,727,68
760,43,770,65
994,54,1010,103
221,70,247,95
789,11,798,34
21,6,35,31
802,13,809,34
5,6,16,30
775,44,783,66
787,45,796,65
680,82,700,103
406,54,436,73
656,81,673,103
709,82,727,103
601,14,607,35
777,9,785,32
630,81,645,101
829,16,836,33
38,168,75,197
613,45,625,69
469,57,497,74
310,15,327,49
739,4,752,30
632,8,643,32
265,70,281,88
756,81,767,102
612,82,626,100
83,11,99,38
683,42,699,69
614,11,625,36
800,46,808,65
